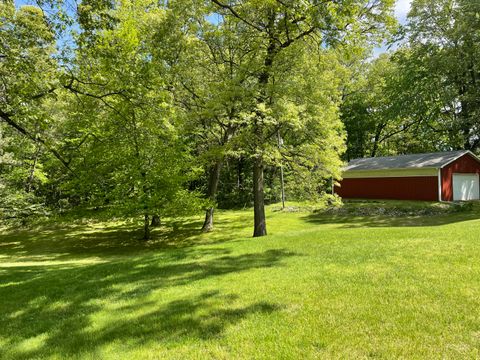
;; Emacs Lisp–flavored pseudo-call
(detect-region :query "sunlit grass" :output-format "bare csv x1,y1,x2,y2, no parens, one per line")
1,202,480,359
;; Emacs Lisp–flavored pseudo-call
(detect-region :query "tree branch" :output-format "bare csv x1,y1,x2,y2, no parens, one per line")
210,0,264,32
0,109,75,174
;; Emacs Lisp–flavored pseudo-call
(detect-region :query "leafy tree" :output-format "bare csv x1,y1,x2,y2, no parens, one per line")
172,13,255,232
0,2,72,168
59,0,204,239
0,122,49,222
1,0,403,238
0,2,71,221
342,0,480,159
341,54,428,158
399,0,480,151
209,0,395,236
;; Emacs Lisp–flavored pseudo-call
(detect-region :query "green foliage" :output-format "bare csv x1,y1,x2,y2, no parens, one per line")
341,0,480,159
340,54,444,158
0,2,67,221
61,0,205,220
0,186,47,222
10,0,478,236
404,0,480,150
0,2,58,118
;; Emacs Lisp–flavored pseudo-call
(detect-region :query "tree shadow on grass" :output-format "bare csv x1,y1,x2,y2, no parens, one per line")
0,214,252,261
0,248,295,359
301,211,480,229
71,291,279,349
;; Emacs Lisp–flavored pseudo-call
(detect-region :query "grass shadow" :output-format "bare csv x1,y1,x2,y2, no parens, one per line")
302,210,480,228
0,246,295,359
0,213,252,261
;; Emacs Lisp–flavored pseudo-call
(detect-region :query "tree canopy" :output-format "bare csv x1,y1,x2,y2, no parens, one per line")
2,0,476,237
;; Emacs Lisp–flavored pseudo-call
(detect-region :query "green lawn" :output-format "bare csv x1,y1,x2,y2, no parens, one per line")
2,202,480,359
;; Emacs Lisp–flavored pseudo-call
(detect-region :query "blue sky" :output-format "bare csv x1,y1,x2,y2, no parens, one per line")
395,0,413,25
14,0,32,6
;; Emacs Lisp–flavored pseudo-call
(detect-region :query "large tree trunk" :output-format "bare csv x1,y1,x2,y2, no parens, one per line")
251,15,276,237
202,207,215,232
253,156,267,237
201,161,223,232
143,213,150,240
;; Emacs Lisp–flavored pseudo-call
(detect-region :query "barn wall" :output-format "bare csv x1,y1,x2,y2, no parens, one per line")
335,177,439,201
441,154,480,201
342,168,437,178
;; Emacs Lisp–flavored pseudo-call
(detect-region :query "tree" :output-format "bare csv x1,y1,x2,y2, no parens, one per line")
1,0,401,236
341,0,480,158
172,13,255,232
400,0,480,151
0,2,73,169
0,2,73,220
340,54,427,159
59,0,203,239
209,0,395,236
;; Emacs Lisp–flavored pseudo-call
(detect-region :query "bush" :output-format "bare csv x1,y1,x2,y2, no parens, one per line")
0,185,49,224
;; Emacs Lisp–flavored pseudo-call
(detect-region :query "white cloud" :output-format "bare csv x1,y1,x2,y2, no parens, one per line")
395,0,413,24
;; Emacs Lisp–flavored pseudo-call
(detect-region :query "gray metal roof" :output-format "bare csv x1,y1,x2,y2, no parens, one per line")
345,150,476,171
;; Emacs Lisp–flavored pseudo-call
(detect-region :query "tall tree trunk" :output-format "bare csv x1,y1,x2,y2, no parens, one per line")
143,213,150,240
251,41,275,237
371,122,386,157
251,14,276,237
253,156,267,237
202,207,215,232
277,130,285,209
201,161,223,232
237,156,243,190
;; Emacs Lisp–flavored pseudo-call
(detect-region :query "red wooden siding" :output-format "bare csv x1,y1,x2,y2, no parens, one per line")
335,177,439,201
441,154,480,201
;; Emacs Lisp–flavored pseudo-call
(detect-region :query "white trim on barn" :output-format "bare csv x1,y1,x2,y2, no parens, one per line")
437,168,442,201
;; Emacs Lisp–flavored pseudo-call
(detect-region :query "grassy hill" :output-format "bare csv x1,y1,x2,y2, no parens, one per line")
1,201,480,359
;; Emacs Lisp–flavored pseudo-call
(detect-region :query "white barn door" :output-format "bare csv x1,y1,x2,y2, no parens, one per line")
453,173,480,201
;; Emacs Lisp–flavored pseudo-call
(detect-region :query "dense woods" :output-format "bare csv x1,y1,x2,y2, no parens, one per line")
1,0,479,237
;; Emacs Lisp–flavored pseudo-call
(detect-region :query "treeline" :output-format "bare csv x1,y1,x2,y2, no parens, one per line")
342,0,480,159
1,0,478,238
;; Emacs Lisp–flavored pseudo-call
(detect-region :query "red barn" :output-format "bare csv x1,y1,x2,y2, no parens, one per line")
335,151,480,201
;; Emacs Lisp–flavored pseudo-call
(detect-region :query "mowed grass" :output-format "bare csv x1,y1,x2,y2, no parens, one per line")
1,202,480,359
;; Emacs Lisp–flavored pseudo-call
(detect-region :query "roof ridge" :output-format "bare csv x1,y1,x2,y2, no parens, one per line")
346,150,476,171
350,150,468,162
